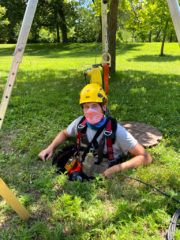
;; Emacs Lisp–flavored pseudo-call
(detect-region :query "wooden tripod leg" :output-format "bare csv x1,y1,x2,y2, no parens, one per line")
0,0,38,130
0,178,30,220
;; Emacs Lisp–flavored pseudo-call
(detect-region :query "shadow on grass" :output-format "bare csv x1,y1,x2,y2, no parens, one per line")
0,45,15,56
1,67,179,150
116,43,144,55
109,70,180,143
0,43,144,59
0,66,179,238
130,54,180,62
47,173,179,239
0,170,178,239
0,43,102,58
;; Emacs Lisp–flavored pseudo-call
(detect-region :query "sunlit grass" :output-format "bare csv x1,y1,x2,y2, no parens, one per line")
0,42,179,239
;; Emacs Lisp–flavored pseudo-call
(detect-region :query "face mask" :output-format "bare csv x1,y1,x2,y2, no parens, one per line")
84,108,104,125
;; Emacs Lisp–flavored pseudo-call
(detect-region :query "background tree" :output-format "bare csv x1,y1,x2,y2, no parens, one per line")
67,0,100,43
145,0,175,56
117,0,177,55
108,0,119,73
0,0,78,43
0,0,25,43
0,0,179,60
0,5,9,43
32,0,78,43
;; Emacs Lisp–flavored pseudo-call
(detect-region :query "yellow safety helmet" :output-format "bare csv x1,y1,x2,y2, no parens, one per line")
79,83,108,105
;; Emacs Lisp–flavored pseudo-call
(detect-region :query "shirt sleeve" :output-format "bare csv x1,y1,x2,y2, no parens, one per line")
115,124,138,153
67,116,84,137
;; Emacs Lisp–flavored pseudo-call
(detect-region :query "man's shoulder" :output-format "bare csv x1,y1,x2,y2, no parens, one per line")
67,116,84,137
116,123,128,134
71,116,84,125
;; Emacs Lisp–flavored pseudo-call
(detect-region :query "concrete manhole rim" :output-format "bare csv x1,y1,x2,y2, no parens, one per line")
120,121,162,147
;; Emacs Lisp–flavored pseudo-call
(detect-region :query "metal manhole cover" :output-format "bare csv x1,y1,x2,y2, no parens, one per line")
120,121,162,147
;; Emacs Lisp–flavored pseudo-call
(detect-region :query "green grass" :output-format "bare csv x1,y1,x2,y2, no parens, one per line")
0,42,180,239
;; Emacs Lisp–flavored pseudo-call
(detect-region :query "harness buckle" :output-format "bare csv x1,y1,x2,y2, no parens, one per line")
78,124,86,130
104,130,112,137
88,147,96,156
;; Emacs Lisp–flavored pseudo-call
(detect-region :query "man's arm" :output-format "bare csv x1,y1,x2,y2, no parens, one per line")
38,129,70,162
103,143,152,178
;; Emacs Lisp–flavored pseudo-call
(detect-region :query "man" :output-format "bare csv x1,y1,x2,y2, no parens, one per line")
38,83,152,179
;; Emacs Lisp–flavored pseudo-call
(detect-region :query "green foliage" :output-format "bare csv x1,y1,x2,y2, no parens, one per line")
1,0,179,44
0,0,26,43
0,42,179,239
38,28,56,43
117,0,177,43
72,6,100,43
0,5,9,43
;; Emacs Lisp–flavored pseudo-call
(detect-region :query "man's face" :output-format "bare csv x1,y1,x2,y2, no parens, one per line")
82,102,106,114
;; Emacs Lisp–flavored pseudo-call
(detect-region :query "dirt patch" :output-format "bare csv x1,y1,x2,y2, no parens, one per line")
0,131,17,153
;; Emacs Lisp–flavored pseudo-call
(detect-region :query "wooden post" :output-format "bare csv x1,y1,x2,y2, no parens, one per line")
0,178,30,220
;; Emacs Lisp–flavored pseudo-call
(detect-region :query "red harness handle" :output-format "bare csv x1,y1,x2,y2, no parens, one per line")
103,65,109,95
76,118,87,148
105,119,114,161
69,117,87,175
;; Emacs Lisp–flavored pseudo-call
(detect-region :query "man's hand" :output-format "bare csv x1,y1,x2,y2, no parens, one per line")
103,164,120,178
38,129,69,162
103,143,152,178
38,148,53,162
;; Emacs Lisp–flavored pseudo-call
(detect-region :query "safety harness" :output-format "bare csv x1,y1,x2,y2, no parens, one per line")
52,116,117,179
76,116,117,166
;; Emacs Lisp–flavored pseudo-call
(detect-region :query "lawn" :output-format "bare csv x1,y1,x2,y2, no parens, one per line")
0,42,180,239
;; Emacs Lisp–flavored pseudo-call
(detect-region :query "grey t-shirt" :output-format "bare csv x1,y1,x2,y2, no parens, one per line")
67,116,138,160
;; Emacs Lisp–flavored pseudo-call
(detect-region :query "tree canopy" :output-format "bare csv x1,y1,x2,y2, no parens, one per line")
0,0,179,70
0,4,10,42
0,0,177,44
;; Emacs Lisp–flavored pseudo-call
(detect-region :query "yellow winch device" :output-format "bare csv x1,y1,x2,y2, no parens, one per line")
0,177,30,220
85,66,103,87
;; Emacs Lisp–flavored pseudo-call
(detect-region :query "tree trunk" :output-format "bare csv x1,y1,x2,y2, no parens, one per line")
56,22,60,43
160,20,168,56
97,16,102,42
155,30,161,42
149,30,152,42
57,4,68,43
169,32,173,42
132,29,135,42
7,27,16,43
108,0,119,73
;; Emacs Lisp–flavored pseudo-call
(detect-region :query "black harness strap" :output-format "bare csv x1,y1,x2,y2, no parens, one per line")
81,124,106,163
96,135,106,164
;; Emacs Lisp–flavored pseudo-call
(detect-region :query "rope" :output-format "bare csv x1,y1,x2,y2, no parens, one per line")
93,0,101,65
120,173,180,240
121,173,180,204
165,209,180,240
